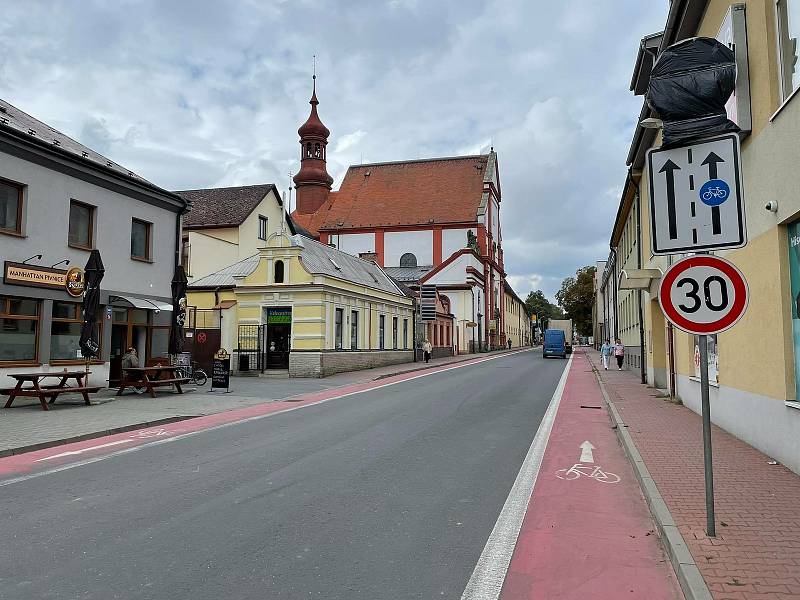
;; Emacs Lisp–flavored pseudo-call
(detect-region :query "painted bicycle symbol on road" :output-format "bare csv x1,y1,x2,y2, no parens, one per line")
555,463,620,484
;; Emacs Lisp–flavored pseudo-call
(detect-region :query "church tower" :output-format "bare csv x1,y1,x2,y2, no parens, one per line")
293,75,333,215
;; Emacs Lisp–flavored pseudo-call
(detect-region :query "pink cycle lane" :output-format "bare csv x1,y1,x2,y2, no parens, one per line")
0,349,531,482
500,351,683,600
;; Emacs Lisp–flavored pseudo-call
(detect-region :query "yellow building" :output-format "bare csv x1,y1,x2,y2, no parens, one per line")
188,232,415,377
503,282,531,347
176,184,293,283
608,0,800,473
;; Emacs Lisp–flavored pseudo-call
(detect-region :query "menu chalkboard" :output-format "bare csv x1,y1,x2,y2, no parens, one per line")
212,357,230,390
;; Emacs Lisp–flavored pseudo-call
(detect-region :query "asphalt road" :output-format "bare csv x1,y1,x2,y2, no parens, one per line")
0,350,567,600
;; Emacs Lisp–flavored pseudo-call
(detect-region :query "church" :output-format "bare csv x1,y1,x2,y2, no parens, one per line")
290,77,508,353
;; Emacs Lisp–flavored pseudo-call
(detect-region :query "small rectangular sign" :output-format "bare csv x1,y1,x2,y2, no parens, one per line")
4,262,67,290
267,308,292,324
211,357,231,390
647,134,746,255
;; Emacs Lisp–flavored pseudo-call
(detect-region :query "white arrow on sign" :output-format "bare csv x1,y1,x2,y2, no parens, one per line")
579,441,595,464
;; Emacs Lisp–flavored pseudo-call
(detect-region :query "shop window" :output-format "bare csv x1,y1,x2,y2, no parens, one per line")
68,200,94,250
131,218,152,261
351,310,359,349
0,296,39,363
403,319,408,350
258,215,268,240
379,315,386,350
400,253,418,268
0,178,23,235
51,301,101,361
274,260,284,283
392,317,398,349
335,308,344,350
777,0,800,100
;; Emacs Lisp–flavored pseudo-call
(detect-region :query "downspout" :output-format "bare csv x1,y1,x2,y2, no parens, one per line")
629,170,647,385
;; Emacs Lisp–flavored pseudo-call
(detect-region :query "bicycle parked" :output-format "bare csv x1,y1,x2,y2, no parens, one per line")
175,361,208,386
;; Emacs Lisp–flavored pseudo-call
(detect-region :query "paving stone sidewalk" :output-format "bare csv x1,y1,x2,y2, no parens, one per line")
0,348,523,456
586,349,800,600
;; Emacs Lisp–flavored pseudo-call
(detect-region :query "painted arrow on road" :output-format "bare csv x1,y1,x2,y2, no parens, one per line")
579,441,595,464
35,439,133,462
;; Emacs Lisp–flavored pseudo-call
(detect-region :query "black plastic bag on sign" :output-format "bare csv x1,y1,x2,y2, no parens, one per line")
647,37,739,147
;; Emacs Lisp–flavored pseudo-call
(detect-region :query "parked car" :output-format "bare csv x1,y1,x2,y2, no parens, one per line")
543,329,567,359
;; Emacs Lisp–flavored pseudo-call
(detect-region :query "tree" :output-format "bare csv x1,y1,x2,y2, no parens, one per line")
524,290,563,331
555,266,596,337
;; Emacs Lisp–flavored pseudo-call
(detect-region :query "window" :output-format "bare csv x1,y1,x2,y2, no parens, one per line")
335,308,344,350
51,301,100,361
399,252,418,268
68,200,94,249
392,317,398,349
351,310,358,349
403,319,408,349
0,296,39,363
258,215,268,240
379,315,386,350
0,179,23,235
274,260,284,283
777,0,800,100
131,219,152,261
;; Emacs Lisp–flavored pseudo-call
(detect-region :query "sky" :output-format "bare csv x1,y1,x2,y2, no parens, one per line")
0,0,667,301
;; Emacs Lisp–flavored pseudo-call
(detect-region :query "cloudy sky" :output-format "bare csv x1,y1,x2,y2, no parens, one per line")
0,0,667,301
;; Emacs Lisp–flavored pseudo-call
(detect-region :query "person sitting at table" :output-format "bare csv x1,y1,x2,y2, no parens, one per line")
121,347,145,394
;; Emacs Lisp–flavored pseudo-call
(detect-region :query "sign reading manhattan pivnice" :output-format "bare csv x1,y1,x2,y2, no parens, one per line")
647,133,746,255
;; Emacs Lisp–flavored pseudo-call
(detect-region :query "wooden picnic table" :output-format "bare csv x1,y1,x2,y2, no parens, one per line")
117,366,190,398
3,371,102,411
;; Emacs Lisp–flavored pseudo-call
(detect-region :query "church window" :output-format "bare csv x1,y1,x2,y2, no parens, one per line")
274,260,285,284
314,143,321,157
399,253,417,268
306,142,313,158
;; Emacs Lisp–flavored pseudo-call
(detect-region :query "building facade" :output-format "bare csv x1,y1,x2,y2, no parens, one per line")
503,281,531,347
0,98,186,387
614,0,800,473
177,184,293,283
289,81,508,354
187,233,414,377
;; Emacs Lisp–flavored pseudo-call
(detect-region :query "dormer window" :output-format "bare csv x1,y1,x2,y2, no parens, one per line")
399,252,417,268
274,260,284,283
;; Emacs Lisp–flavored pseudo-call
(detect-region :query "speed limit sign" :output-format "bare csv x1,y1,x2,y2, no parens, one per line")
659,255,748,335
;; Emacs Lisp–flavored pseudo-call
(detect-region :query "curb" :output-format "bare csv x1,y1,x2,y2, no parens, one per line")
588,356,713,600
0,415,196,458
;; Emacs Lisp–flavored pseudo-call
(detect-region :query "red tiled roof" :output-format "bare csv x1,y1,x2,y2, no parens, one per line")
291,155,490,237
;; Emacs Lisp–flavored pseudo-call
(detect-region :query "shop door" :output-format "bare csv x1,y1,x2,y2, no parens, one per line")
190,329,221,375
266,323,290,369
110,324,127,383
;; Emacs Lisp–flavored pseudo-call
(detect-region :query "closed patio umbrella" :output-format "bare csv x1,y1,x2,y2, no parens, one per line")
168,264,188,356
79,249,104,359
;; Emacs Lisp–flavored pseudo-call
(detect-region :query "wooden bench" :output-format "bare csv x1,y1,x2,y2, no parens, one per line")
3,371,101,410
117,367,190,398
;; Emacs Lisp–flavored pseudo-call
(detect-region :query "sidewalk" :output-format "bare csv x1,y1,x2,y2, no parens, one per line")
0,348,524,456
585,348,800,600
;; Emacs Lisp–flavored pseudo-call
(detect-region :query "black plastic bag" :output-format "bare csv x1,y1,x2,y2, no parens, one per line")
647,37,739,147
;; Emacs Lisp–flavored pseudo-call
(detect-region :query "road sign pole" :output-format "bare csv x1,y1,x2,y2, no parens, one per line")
698,332,716,537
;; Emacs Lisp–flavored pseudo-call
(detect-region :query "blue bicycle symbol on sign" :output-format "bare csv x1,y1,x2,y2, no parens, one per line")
699,179,730,206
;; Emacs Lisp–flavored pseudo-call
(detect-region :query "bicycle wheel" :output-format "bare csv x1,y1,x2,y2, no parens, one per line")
194,370,208,386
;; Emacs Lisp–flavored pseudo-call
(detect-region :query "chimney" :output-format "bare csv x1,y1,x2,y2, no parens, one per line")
359,251,379,263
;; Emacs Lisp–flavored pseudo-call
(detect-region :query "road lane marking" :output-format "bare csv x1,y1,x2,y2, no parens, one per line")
35,439,132,461
1,348,535,487
579,440,595,463
461,352,574,600
554,464,620,484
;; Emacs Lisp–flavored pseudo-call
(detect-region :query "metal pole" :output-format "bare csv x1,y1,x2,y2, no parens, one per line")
698,333,716,537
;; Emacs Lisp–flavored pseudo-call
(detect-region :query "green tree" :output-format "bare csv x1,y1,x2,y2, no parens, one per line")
524,290,563,331
555,266,596,336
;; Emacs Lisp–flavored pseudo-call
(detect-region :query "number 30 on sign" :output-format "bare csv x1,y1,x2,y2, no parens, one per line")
658,255,748,335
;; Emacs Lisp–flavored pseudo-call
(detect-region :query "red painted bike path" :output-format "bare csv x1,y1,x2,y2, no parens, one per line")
0,350,529,481
500,352,683,599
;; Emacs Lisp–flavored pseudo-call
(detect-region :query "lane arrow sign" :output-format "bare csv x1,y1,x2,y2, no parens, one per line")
579,441,595,464
659,160,681,240
701,152,725,235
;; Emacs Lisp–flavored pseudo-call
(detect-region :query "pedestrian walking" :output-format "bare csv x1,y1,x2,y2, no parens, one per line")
507,339,512,350
600,340,612,370
614,339,625,370
422,339,432,363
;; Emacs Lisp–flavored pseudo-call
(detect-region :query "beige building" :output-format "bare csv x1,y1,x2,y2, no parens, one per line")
187,232,414,377
503,282,531,347
177,184,293,283
610,0,800,473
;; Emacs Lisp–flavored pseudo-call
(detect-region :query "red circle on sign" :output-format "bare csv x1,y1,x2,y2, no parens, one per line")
659,255,748,335
196,332,208,344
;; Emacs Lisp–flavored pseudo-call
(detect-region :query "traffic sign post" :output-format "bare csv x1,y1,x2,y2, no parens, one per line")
659,253,749,537
648,133,746,255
